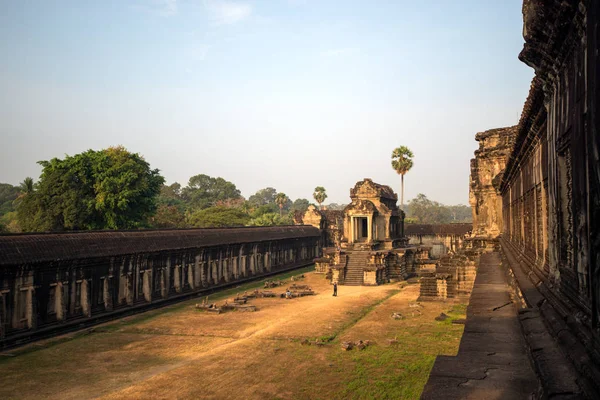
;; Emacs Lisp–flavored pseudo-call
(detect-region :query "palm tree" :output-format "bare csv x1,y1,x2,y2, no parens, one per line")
275,192,288,217
19,177,34,195
391,146,414,209
313,186,327,210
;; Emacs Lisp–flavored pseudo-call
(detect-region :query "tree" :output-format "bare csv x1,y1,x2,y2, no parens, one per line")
325,203,347,211
17,147,164,231
248,212,291,226
290,198,310,213
275,192,288,217
181,174,241,211
151,204,186,229
405,193,452,224
313,186,328,210
0,183,19,216
248,187,277,208
187,206,250,228
391,146,414,209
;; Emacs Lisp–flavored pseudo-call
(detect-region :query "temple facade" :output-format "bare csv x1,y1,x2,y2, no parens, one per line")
342,179,404,250
301,178,432,286
464,1,600,396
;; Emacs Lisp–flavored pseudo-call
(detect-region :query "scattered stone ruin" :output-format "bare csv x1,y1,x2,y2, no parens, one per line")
0,226,319,348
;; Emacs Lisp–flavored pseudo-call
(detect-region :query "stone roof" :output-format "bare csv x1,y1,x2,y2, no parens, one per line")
350,178,397,201
404,223,472,236
0,226,320,266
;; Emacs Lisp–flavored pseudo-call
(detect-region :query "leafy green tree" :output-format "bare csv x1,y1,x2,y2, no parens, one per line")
0,183,19,216
187,206,250,228
250,203,279,218
290,198,310,213
313,186,327,210
275,192,288,217
181,174,241,210
151,204,186,228
391,146,414,209
248,187,277,207
17,146,164,231
248,212,291,226
406,193,451,224
0,211,20,232
448,204,472,222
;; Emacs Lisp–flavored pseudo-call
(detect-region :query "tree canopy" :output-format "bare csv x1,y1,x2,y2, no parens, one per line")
187,206,250,228
181,174,241,211
248,187,277,207
391,146,414,208
404,193,471,224
17,147,164,231
313,186,327,209
0,183,19,217
275,192,288,216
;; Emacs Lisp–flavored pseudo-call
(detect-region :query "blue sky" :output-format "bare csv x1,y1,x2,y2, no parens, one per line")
0,0,533,205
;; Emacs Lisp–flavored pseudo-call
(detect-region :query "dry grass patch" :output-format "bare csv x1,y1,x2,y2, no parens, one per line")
0,269,466,400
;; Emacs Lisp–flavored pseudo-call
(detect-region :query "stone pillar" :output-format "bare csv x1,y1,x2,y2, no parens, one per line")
103,278,112,311
188,262,195,290
56,282,64,321
367,215,372,242
81,279,91,318
142,270,152,302
160,268,168,298
174,265,181,293
350,217,355,244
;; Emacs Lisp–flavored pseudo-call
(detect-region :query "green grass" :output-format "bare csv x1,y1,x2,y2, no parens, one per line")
332,302,467,400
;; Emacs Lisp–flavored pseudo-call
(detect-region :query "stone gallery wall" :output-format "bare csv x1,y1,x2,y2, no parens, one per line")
469,1,600,394
0,226,320,348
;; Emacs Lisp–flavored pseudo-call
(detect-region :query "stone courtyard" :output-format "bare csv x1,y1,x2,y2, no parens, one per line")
0,267,465,400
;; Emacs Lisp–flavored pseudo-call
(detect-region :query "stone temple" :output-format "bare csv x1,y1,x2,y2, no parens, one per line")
296,178,433,286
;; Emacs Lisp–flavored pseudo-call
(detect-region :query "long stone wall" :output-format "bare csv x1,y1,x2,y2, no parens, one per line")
0,226,320,348
465,1,600,396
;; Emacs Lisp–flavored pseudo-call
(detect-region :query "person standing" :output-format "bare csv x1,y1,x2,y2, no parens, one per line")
333,282,338,297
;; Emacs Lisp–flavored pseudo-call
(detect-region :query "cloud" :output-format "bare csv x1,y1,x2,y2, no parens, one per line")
322,48,360,57
204,0,252,25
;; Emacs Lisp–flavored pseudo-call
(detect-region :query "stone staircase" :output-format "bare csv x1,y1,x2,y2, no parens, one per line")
343,252,369,285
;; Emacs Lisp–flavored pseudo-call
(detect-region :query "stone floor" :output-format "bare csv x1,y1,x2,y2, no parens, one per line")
421,252,538,400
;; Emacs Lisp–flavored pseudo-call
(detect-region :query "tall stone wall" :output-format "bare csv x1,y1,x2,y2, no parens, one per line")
468,1,600,395
0,226,320,348
469,126,517,239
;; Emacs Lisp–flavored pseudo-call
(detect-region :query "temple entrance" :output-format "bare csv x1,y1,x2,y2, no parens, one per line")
354,217,369,242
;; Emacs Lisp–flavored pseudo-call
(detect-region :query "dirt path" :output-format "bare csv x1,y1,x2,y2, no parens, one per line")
0,271,465,400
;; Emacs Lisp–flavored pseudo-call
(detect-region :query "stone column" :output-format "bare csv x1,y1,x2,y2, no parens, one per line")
81,279,91,318
350,217,355,244
174,265,181,293
56,282,64,321
367,215,372,242
142,270,152,302
103,278,112,311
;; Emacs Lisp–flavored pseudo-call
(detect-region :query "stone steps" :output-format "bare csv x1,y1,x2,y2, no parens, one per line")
343,252,368,285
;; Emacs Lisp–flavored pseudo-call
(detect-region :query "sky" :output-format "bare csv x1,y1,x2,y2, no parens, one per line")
0,0,533,205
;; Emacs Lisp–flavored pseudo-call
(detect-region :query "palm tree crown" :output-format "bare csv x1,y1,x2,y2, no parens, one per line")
275,192,288,217
391,146,414,209
313,186,327,210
